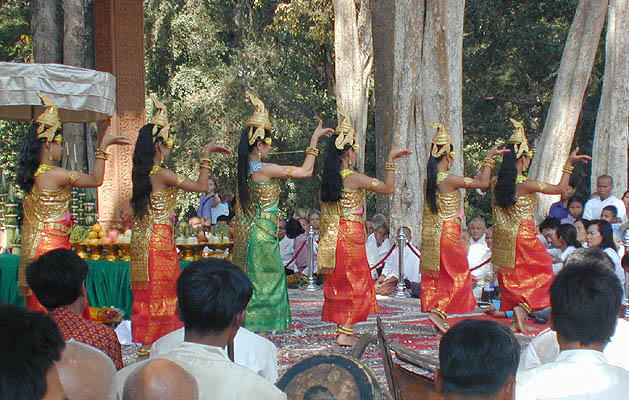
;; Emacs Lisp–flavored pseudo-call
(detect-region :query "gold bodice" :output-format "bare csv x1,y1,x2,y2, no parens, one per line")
421,187,463,272
146,187,178,225
339,187,365,219
251,179,280,214
23,186,71,224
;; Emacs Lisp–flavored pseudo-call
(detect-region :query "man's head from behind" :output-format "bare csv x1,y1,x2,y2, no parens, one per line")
26,249,88,310
123,359,198,400
437,319,519,400
56,341,117,400
550,260,622,349
0,305,66,400
176,258,253,338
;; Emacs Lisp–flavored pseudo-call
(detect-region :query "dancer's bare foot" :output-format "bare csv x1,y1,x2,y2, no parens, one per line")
337,333,359,347
512,305,536,333
428,312,449,335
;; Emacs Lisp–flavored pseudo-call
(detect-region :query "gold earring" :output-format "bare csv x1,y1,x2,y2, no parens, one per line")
48,153,53,161
258,152,261,159
348,158,353,166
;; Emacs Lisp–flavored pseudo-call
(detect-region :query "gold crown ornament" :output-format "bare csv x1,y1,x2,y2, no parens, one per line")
334,109,359,150
149,95,174,147
507,118,533,159
35,94,63,143
245,93,273,146
429,122,455,159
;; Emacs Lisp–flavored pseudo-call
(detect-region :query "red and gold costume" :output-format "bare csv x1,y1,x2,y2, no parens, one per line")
420,176,476,315
51,307,123,369
319,168,378,325
130,167,184,345
491,176,553,312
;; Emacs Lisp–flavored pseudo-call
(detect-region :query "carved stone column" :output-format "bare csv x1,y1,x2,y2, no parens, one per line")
93,1,145,228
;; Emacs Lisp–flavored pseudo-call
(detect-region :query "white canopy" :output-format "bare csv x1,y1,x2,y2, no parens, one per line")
0,62,116,123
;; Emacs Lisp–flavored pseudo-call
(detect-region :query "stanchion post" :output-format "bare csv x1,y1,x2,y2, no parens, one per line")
306,226,317,291
622,230,629,318
394,227,410,298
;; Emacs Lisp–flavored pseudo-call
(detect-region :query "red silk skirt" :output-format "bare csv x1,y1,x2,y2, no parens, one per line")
322,218,378,325
131,224,183,344
498,219,553,312
420,220,476,314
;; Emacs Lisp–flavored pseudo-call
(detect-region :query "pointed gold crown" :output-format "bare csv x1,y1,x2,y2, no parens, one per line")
334,108,358,150
245,93,273,145
35,94,63,142
507,118,531,159
429,122,452,158
149,95,173,147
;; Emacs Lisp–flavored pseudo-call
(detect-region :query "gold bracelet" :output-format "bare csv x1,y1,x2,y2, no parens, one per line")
284,166,293,178
384,162,396,171
200,157,211,164
482,157,496,169
94,154,108,160
305,147,320,157
199,164,211,170
562,165,574,174
94,149,109,160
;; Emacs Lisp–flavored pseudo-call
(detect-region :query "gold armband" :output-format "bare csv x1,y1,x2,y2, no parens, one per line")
68,170,80,185
284,166,293,178
537,182,547,191
371,178,381,190
384,162,396,171
562,165,574,174
199,164,211,170
94,149,109,160
305,147,320,157
175,173,186,188
463,177,474,188
481,157,496,169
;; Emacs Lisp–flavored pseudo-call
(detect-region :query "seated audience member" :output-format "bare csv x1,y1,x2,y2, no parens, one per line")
298,217,308,232
278,219,296,273
123,358,198,400
212,215,231,237
26,249,123,369
150,325,279,383
0,305,66,400
308,210,321,236
601,205,623,254
518,248,629,373
436,319,519,400
548,177,577,221
561,195,584,224
197,177,217,223
583,174,627,224
550,223,582,275
292,207,308,221
188,216,203,231
365,214,387,245
366,218,391,277
56,341,117,400
574,218,588,246
586,219,626,290
375,227,420,297
210,187,233,224
485,226,493,248
468,217,487,245
117,259,286,400
516,253,629,399
538,216,562,270
287,218,309,275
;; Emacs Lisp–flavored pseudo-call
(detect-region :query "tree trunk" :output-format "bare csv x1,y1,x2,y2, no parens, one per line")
371,0,465,245
63,0,90,172
333,0,373,173
31,0,63,63
529,0,609,219
591,0,629,196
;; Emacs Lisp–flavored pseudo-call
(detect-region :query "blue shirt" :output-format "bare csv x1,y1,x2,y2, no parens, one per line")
548,200,569,221
197,194,215,219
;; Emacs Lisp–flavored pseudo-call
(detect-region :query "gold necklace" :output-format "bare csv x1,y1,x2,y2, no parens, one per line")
150,165,163,176
34,163,55,177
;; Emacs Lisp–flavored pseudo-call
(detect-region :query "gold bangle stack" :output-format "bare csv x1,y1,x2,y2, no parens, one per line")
200,157,211,170
305,147,320,157
94,149,109,160
562,165,575,175
482,157,496,169
384,162,396,171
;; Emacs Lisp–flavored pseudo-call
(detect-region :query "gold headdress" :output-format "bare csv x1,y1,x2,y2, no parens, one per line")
334,109,358,150
429,122,454,158
35,94,63,143
507,118,532,159
149,95,174,147
245,93,273,145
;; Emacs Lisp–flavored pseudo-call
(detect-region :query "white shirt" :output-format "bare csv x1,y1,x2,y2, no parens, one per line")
366,233,391,267
278,236,295,271
516,349,629,400
150,327,279,384
120,342,286,400
583,195,627,224
469,233,486,246
210,201,230,224
602,247,626,292
468,243,491,282
518,319,629,373
553,245,577,275
381,244,420,283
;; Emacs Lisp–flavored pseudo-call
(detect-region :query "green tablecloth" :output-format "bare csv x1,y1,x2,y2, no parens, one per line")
0,254,190,317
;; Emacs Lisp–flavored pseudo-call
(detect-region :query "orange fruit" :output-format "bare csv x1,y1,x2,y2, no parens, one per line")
98,231,106,238
88,231,98,239
92,223,102,233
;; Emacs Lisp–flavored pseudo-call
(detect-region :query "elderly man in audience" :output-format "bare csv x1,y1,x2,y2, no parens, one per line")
583,174,627,225
435,319,519,400
56,341,117,400
516,249,629,399
374,227,420,297
365,214,391,278
117,258,286,399
26,249,123,369
278,218,296,273
123,358,198,400
467,217,487,245
0,305,67,400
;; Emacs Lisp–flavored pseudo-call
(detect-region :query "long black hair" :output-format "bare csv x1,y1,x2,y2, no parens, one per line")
320,134,352,203
494,143,518,208
589,219,617,251
556,223,582,249
237,127,272,213
131,124,158,218
17,123,48,193
425,145,451,214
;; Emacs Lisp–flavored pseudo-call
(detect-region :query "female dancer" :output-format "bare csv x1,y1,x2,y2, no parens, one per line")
131,96,230,350
420,122,507,333
319,110,410,346
492,118,589,332
233,94,333,332
17,94,129,312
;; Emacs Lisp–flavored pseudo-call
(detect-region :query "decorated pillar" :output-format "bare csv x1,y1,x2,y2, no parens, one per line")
93,0,145,228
